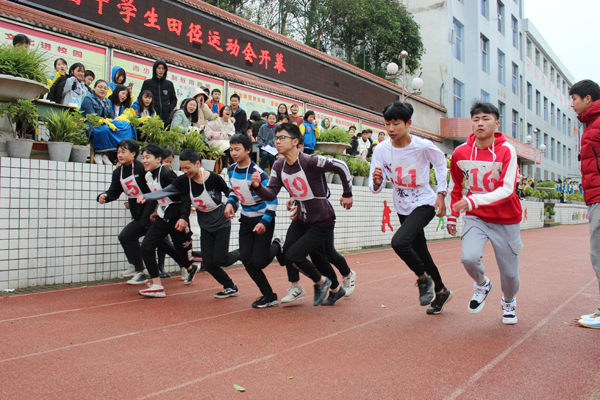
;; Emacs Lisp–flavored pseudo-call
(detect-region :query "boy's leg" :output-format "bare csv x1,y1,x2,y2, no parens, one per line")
280,221,307,303
118,219,147,274
166,219,194,271
239,221,276,297
460,216,490,285
141,219,171,280
589,203,600,303
325,232,356,297
211,225,240,268
489,222,522,302
200,227,235,289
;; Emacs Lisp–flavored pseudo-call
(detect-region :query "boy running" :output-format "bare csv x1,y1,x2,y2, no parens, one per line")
447,102,523,324
251,123,353,306
369,101,452,315
224,134,283,308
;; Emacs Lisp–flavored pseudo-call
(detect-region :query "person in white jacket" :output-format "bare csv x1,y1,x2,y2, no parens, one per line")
205,105,236,166
191,88,214,129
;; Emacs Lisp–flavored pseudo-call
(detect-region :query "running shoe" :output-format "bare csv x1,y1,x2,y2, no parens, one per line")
313,277,332,306
427,288,454,315
252,295,279,309
139,283,166,298
215,285,239,298
180,267,189,281
501,298,517,324
158,266,171,279
127,272,148,285
184,264,199,285
578,315,600,329
469,279,493,313
343,270,356,297
322,287,346,306
416,276,435,306
272,236,285,266
120,265,137,278
280,285,306,303
580,308,600,320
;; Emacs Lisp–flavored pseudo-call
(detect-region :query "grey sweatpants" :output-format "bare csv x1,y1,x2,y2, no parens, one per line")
460,216,523,302
588,203,600,306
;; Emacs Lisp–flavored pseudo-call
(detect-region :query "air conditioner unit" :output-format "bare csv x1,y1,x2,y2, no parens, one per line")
449,29,456,44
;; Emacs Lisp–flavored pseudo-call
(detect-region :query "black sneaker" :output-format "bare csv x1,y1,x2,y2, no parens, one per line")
230,249,241,264
272,236,285,266
427,288,454,315
469,280,493,313
251,294,278,309
184,264,199,285
313,277,332,306
127,272,148,285
158,265,171,279
416,276,435,306
321,287,346,306
215,285,239,298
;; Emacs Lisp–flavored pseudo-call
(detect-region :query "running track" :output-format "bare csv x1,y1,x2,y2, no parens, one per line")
1,224,598,399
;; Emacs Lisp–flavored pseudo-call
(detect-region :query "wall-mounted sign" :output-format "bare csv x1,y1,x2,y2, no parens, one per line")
361,121,386,135
307,105,359,130
20,0,399,113
228,83,303,117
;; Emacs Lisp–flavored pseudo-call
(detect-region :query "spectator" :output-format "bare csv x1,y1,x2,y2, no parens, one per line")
230,93,248,134
320,118,332,131
277,103,289,118
171,98,199,132
257,112,278,170
205,104,236,153
108,66,127,93
12,33,30,48
251,111,266,139
191,88,213,129
203,87,210,97
59,63,91,107
277,114,289,124
131,90,156,118
48,58,67,82
206,88,225,114
299,110,320,154
374,131,386,144
288,104,303,125
84,70,95,88
355,130,372,161
140,59,177,126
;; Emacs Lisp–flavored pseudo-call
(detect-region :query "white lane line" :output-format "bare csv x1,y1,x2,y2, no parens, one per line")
443,278,597,400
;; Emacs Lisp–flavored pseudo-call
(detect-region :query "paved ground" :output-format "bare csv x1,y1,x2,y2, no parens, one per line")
1,224,599,399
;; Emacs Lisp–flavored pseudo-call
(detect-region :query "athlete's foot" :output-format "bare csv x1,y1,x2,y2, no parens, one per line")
427,288,453,315
342,270,356,297
127,272,148,285
313,277,332,306
214,285,239,298
180,267,189,281
322,287,346,306
416,275,435,305
139,283,166,298
158,265,171,279
120,265,137,278
469,278,493,313
252,294,278,308
501,298,517,324
280,285,306,303
272,236,284,266
184,264,198,285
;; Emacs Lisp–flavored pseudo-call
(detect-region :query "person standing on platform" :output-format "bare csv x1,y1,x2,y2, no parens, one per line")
288,104,303,126
230,93,248,134
140,60,177,127
447,102,523,324
206,88,225,114
299,111,320,155
257,112,278,171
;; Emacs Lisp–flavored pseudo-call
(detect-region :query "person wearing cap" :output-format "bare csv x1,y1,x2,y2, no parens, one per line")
191,87,214,129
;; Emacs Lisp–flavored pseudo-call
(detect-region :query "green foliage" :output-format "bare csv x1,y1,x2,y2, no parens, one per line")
317,127,352,144
0,99,39,139
429,168,437,186
523,186,534,197
536,180,556,188
84,113,105,128
544,205,556,215
334,154,369,177
204,146,226,161
137,114,166,145
549,190,562,200
566,193,585,202
179,130,208,154
0,43,51,84
44,109,87,144
531,189,548,200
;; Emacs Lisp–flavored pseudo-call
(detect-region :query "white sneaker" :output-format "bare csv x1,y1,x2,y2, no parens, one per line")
580,308,600,320
127,272,148,285
280,285,306,303
120,265,137,278
94,154,103,164
501,298,517,324
343,270,356,297
102,154,113,165
468,279,492,313
180,267,189,281
139,283,166,298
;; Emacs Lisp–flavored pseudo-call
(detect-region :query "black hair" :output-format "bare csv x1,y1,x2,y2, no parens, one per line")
277,103,289,115
114,69,126,84
12,34,30,46
219,105,232,117
303,110,315,121
265,112,277,120
382,101,414,123
470,101,500,120
84,70,95,80
569,79,600,102
94,79,108,88
290,104,299,109
277,114,289,123
108,84,132,108
142,144,164,162
211,88,221,94
117,139,139,157
68,63,86,77
230,133,252,151
250,111,261,121
162,148,173,159
261,112,269,118
180,148,202,163
230,93,240,101
275,123,303,145
203,87,210,95
54,58,67,69
348,125,357,131
366,129,373,133
361,130,369,136
136,90,155,115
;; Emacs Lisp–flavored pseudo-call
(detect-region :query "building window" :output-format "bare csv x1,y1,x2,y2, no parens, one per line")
481,89,490,102
511,16,518,48
536,128,540,148
557,141,561,164
543,97,548,121
520,117,524,141
512,63,518,94
527,123,532,144
550,103,555,126
453,19,464,62
543,58,548,75
550,66,555,84
568,148,571,167
498,49,505,85
453,79,464,118
497,1,505,35
551,138,555,161
563,145,566,166
557,109,561,131
568,118,572,135
527,82,532,110
544,133,548,158
481,0,489,19
536,90,541,115
527,39,532,58
481,35,490,73
535,49,541,67
563,114,566,133
519,32,523,61
519,75,523,104
498,101,505,132
512,110,518,138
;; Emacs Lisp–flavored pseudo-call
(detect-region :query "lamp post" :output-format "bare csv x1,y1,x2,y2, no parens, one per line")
526,132,546,189
386,51,423,102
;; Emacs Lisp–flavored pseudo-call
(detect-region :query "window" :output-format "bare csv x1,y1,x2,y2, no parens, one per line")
563,114,566,133
568,148,572,167
498,101,505,132
536,90,541,115
563,81,567,96
520,118,524,141
498,49,505,85
511,16,518,48
519,32,523,60
550,66,555,84
481,0,489,19
544,133,548,158
497,1,505,35
563,145,566,166
568,118,572,135
453,19,464,62
512,63,518,94
527,39,532,58
536,128,540,148
512,110,518,138
481,89,490,102
551,103,555,126
519,75,523,104
543,97,548,121
527,123,532,144
557,141,561,164
527,82,532,110
543,58,548,75
535,49,541,67
551,138,555,161
481,35,490,73
557,109,561,131
453,79,464,118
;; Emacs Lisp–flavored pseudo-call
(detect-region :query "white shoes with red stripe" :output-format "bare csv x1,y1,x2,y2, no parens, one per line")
139,283,166,298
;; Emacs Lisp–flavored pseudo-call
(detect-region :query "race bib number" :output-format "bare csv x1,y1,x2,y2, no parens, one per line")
284,177,309,198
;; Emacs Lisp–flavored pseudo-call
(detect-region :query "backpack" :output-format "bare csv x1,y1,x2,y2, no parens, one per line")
47,75,69,103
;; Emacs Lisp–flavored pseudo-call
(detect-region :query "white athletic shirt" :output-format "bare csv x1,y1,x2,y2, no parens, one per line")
369,135,447,215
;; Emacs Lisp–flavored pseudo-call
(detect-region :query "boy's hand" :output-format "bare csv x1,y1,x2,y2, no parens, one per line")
124,201,130,210
224,203,235,219
453,198,469,213
435,194,446,217
251,171,262,188
340,196,353,210
253,223,266,234
98,194,107,204
175,219,188,232
372,167,384,187
149,211,158,223
137,195,146,204
286,198,295,211
289,205,298,220
447,225,457,236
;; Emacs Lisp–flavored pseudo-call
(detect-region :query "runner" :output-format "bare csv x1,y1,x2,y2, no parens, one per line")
251,122,353,306
224,134,283,308
139,149,241,298
369,101,452,315
134,145,198,297
447,102,523,324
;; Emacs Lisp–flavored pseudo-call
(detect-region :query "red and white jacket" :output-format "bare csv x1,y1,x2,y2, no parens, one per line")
447,132,522,226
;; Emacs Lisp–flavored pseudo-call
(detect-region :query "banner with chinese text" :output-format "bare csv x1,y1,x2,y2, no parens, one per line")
307,105,359,130
228,83,303,117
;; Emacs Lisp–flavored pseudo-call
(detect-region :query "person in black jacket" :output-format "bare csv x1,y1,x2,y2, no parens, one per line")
140,60,177,127
230,93,248,134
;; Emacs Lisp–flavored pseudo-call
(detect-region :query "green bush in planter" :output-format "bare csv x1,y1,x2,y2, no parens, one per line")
0,99,39,139
549,189,562,199
317,127,352,144
566,193,584,202
357,159,370,178
0,43,50,84
532,189,547,200
179,130,208,154
536,180,556,188
44,109,87,142
523,186,533,197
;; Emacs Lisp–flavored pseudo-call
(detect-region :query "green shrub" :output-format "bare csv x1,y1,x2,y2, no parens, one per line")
44,109,87,143
317,127,352,144
549,190,562,199
536,180,556,188
0,99,39,138
0,43,51,84
523,186,534,197
566,193,584,202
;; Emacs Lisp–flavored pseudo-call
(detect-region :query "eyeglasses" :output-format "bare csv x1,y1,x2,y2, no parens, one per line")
274,135,294,142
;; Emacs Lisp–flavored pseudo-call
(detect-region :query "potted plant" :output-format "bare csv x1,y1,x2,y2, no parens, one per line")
0,99,39,158
44,109,88,161
358,159,371,186
0,43,49,102
179,130,210,169
315,127,352,155
202,145,226,172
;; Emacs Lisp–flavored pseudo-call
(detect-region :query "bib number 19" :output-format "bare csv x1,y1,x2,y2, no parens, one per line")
284,177,308,198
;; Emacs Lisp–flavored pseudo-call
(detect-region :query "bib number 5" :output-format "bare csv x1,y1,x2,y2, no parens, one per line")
232,186,246,203
124,178,140,196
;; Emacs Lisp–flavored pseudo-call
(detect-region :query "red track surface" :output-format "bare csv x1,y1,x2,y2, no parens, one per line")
1,224,599,399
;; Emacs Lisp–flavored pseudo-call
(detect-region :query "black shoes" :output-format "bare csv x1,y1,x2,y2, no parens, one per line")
251,294,278,308
321,287,346,306
427,288,453,315
416,276,435,306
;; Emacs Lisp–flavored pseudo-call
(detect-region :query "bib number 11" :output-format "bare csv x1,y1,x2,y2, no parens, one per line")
393,167,418,188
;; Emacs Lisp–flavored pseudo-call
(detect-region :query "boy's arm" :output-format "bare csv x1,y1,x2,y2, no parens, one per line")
315,156,352,198
98,168,123,203
225,167,240,207
253,165,283,201
142,184,181,202
369,146,385,194
259,173,278,227
426,141,448,194
447,157,464,226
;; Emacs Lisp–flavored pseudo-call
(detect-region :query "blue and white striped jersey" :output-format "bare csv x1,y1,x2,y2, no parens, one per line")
226,161,277,226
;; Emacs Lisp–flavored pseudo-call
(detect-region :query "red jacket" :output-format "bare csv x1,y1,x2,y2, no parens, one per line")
578,100,600,205
448,132,522,225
